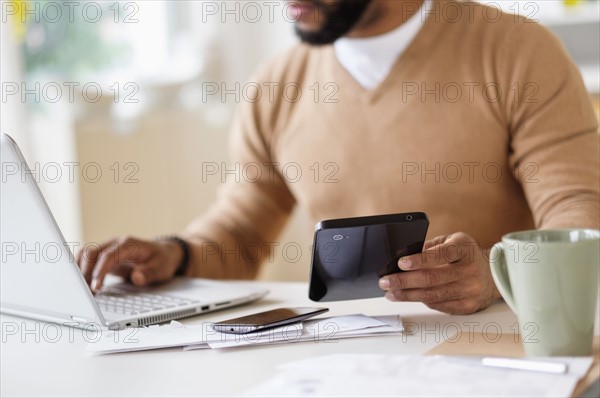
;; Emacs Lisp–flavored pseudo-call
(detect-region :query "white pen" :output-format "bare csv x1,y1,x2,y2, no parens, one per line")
435,355,569,374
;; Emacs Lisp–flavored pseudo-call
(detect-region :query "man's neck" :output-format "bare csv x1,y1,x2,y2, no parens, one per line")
346,0,425,38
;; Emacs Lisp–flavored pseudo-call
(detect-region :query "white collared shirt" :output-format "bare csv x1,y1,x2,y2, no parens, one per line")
334,0,431,89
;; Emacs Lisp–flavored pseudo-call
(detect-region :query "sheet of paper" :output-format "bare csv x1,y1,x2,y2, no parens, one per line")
243,354,593,398
86,315,403,354
85,321,209,354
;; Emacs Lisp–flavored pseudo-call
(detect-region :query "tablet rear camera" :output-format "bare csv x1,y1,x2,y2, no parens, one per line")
333,235,343,241
406,215,413,221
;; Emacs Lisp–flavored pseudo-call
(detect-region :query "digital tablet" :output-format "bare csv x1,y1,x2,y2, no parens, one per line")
308,212,429,302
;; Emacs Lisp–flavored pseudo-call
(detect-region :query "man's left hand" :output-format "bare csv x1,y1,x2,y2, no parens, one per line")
379,232,501,314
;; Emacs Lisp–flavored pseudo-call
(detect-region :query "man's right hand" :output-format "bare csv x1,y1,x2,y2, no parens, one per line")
76,236,184,293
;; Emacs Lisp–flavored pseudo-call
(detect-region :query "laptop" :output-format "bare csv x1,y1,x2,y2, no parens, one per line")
0,134,268,330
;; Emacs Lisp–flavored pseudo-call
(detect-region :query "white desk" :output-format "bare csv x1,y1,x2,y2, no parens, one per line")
0,281,594,397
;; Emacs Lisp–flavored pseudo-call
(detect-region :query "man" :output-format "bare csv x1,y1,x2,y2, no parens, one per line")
78,0,600,314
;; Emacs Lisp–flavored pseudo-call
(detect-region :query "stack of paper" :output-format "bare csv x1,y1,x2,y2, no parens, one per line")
86,314,404,355
243,354,594,397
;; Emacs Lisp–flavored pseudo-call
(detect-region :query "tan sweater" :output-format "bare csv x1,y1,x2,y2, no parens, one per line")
182,0,600,279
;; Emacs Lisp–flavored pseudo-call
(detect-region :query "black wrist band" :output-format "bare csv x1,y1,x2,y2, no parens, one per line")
158,236,190,276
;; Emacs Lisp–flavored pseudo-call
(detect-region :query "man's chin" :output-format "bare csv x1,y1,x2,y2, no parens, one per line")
294,26,339,46
292,0,373,45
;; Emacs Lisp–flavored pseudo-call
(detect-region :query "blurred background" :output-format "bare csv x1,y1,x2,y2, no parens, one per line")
2,0,599,281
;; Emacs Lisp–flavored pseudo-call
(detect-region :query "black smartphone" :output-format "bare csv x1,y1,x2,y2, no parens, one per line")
211,307,329,334
308,212,429,302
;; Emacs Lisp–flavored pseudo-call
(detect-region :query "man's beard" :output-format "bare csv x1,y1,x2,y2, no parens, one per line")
294,0,373,45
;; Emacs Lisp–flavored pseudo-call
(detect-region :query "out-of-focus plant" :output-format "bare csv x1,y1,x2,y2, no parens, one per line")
14,0,129,79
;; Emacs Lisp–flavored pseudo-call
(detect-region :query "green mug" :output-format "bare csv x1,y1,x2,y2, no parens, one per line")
490,229,600,356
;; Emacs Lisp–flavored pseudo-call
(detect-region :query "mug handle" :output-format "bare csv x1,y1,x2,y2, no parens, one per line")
489,242,517,313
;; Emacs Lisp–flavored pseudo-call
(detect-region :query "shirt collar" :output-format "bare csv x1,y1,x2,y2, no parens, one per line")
333,0,431,89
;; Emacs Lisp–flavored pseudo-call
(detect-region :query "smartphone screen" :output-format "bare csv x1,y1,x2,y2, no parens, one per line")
212,307,329,334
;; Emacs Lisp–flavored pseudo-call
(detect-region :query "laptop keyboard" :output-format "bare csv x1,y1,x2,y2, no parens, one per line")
95,288,200,316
